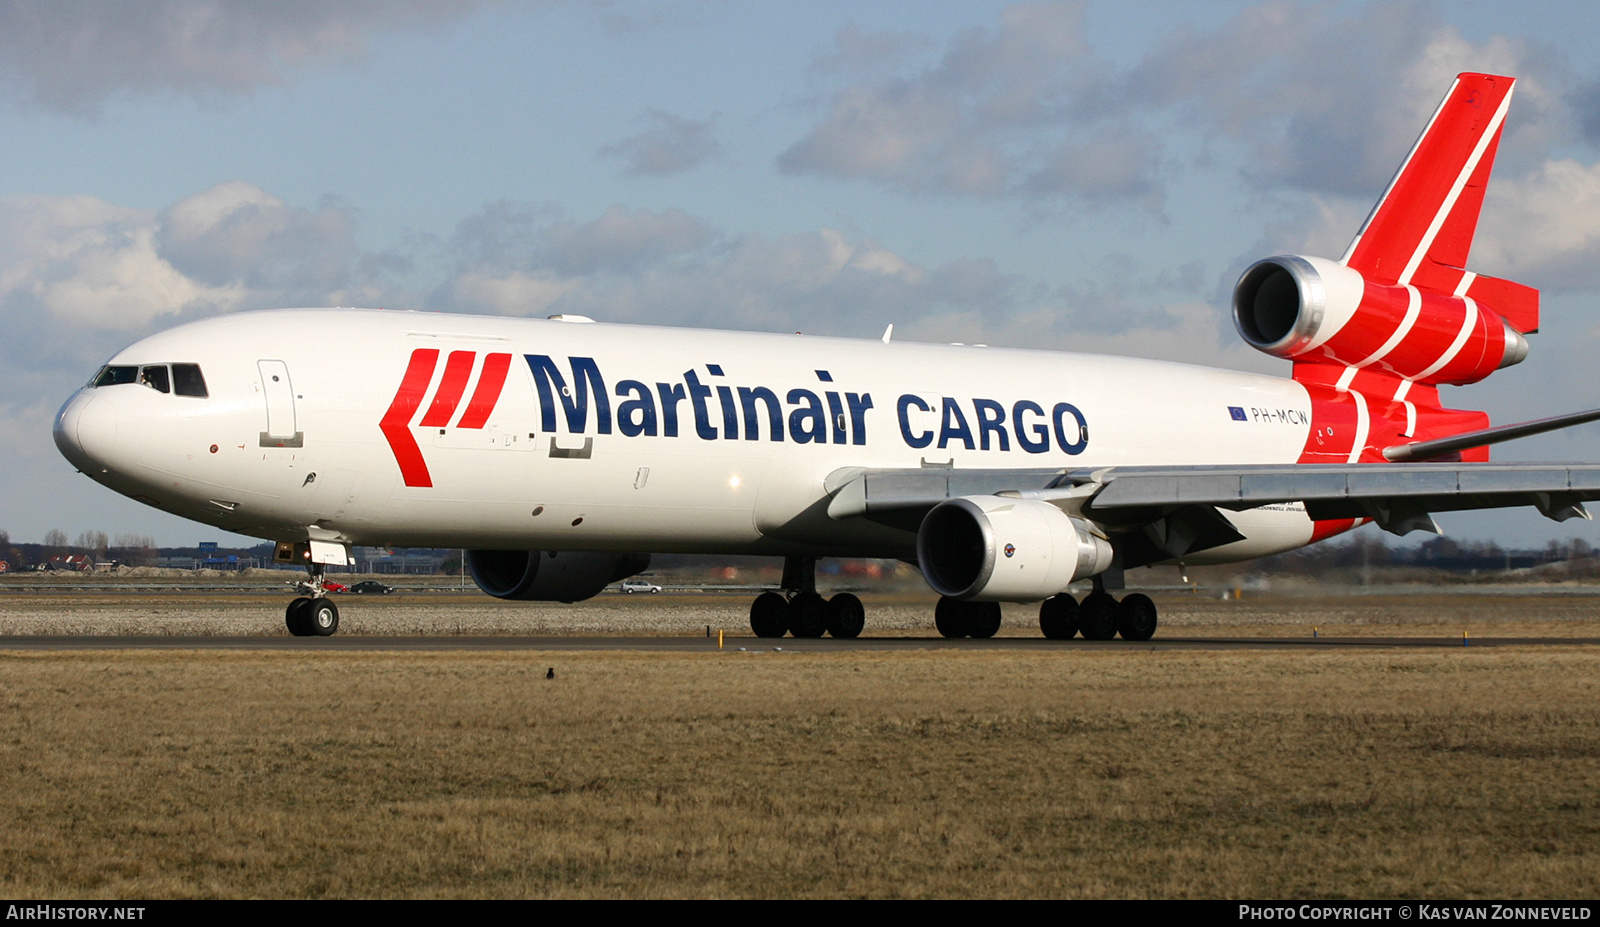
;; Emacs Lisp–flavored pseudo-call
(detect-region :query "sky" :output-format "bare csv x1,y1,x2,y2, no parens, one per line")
5,0,1600,549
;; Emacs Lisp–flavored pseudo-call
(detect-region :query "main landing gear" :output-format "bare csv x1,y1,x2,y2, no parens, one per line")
748,557,866,639
933,588,1155,640
285,563,340,637
1037,576,1157,642
933,598,1002,639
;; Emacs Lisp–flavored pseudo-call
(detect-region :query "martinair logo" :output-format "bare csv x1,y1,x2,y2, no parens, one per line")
381,349,513,487
381,350,1095,487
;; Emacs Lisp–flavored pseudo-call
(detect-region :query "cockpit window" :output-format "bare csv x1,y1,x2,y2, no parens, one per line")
91,366,138,387
172,364,208,398
90,362,208,397
140,365,171,393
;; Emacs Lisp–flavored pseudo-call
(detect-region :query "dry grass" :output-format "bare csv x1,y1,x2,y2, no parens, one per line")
3,588,1600,639
0,646,1597,898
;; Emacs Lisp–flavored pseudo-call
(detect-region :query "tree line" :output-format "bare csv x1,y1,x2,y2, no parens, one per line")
1,528,160,570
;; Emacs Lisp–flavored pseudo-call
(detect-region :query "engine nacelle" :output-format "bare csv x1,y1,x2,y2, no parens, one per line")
1233,254,1528,385
466,549,651,603
916,496,1112,602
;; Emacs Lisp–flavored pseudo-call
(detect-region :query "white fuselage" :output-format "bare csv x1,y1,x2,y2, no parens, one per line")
55,309,1320,562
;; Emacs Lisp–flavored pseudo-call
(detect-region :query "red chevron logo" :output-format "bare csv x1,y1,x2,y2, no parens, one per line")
380,349,513,487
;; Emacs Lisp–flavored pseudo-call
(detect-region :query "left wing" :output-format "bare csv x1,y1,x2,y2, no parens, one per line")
825,461,1600,566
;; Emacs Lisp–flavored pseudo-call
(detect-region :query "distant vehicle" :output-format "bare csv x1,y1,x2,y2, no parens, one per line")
292,579,348,595
620,579,662,594
350,581,396,594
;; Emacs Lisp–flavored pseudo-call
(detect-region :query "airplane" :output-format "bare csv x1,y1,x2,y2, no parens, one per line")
51,72,1600,640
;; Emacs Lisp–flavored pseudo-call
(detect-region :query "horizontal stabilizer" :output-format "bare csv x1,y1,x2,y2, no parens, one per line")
1464,271,1539,334
1405,261,1540,334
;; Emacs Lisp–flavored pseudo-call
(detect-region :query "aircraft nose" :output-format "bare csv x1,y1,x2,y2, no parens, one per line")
54,390,117,473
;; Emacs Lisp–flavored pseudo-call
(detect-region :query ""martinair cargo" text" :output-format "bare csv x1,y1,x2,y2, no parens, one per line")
526,356,1090,455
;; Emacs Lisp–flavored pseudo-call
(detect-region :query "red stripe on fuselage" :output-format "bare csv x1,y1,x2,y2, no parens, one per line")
380,349,439,488
455,353,512,429
1309,518,1360,543
418,351,475,427
1296,365,1369,542
1293,366,1363,464
1294,360,1492,542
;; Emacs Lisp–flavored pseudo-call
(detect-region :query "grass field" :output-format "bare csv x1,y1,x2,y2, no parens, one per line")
4,581,1600,638
1,601,1598,898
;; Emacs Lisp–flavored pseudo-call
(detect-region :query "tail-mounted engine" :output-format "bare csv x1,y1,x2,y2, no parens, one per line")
1233,255,1528,386
917,496,1112,602
466,549,651,603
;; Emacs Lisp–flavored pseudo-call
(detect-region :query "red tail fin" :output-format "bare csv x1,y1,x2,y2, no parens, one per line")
1339,72,1536,332
1235,74,1545,465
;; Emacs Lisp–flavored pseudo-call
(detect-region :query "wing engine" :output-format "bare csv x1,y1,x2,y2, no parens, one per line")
916,496,1112,602
466,549,650,603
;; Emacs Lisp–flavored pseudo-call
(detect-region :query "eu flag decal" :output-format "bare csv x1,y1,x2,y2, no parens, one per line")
1229,406,1248,421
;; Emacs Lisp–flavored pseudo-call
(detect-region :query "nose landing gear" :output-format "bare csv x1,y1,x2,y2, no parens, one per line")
285,562,340,637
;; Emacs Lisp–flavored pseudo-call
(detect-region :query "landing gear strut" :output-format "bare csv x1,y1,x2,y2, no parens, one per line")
285,562,340,637
1035,574,1158,641
747,557,866,639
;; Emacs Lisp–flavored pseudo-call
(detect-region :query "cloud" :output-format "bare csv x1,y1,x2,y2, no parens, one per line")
434,201,1034,336
444,270,579,317
0,181,409,392
780,81,1008,194
542,206,716,274
599,110,722,176
0,194,237,334
1572,78,1600,147
429,201,1268,354
806,24,934,78
446,203,715,278
903,299,1278,376
437,201,723,316
559,230,1012,336
1023,124,1163,209
1095,1,1561,198
778,1,1097,199
779,0,1569,213
0,0,482,115
591,0,719,34
156,182,362,295
1473,158,1600,291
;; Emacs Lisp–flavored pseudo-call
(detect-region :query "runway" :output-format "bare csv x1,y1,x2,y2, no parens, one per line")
2,633,1596,651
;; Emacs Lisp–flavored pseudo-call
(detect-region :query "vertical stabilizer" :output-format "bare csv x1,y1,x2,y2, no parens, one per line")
1340,73,1536,332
